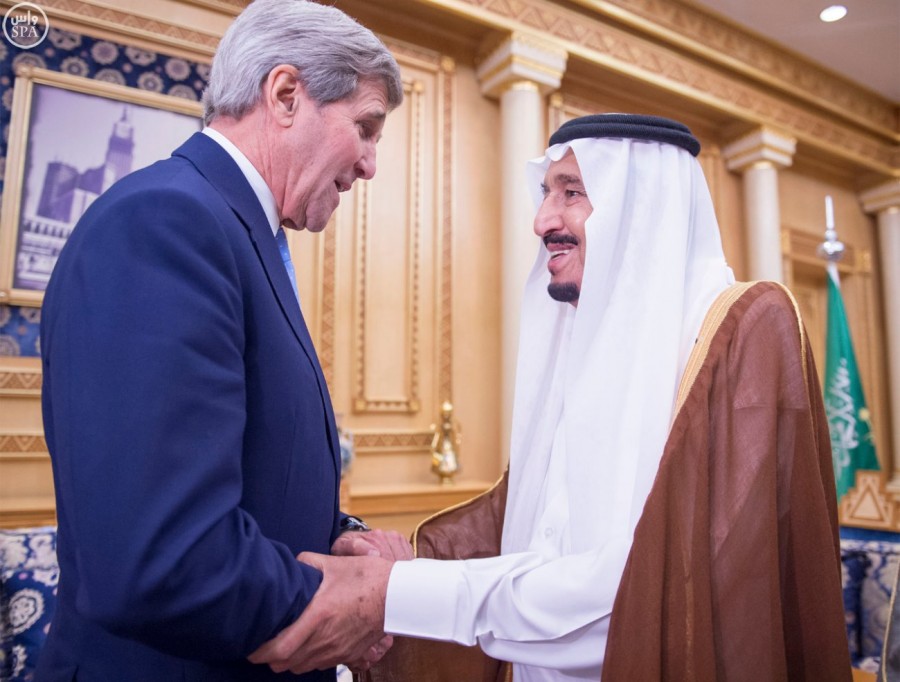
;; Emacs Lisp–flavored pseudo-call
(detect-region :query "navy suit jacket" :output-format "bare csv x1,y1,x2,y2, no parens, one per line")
38,133,342,680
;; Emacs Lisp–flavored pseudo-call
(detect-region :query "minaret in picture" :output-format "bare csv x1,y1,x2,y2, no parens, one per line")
104,107,135,187
17,107,139,289
34,106,137,223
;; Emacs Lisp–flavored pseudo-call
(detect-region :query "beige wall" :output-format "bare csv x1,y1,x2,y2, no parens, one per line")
448,64,504,482
288,48,506,492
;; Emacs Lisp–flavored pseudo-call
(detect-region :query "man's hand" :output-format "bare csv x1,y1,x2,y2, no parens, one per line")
248,552,393,674
332,529,414,561
328,530,411,671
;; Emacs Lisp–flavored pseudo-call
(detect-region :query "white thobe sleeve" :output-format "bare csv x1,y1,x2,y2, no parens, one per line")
384,538,629,673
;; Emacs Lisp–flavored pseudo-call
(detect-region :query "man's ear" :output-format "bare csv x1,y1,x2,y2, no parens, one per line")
262,64,306,127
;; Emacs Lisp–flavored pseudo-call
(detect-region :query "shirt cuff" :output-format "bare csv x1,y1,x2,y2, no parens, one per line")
385,558,472,644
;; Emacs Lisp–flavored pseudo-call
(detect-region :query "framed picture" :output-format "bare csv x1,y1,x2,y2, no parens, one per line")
0,65,203,306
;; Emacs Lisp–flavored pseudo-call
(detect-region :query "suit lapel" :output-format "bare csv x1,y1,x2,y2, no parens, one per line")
173,133,340,474
173,134,310,343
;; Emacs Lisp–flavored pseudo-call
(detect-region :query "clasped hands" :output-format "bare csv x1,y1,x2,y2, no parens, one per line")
249,529,413,675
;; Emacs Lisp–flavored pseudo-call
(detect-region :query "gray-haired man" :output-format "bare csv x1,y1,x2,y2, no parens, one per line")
38,1,409,680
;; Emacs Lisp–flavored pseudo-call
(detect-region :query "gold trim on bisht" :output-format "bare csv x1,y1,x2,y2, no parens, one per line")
673,281,754,420
673,280,808,425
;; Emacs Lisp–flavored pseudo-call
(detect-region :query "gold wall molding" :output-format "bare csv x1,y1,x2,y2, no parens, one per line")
16,0,223,61
0,500,56,529
476,32,567,98
0,357,53,528
180,0,243,15
841,471,900,530
861,180,900,214
0,435,47,454
352,79,424,414
350,481,492,518
318,226,337,390
722,127,796,172
316,38,453,408
0,369,42,395
354,431,434,453
339,38,455,418
564,0,896,139
548,92,567,135
418,0,897,176
437,57,454,405
6,1,460,71
382,35,445,70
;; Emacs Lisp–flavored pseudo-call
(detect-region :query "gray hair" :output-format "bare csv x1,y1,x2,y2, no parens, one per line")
202,0,403,125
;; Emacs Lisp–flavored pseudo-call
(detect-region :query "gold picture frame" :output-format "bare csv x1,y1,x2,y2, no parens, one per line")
0,65,203,306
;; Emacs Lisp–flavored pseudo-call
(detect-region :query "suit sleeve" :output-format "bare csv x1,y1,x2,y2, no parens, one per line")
41,179,319,659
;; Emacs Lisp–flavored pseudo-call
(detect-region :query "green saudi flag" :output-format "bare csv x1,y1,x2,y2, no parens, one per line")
824,263,878,500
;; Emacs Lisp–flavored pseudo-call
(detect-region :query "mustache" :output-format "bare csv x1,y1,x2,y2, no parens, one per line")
544,233,579,247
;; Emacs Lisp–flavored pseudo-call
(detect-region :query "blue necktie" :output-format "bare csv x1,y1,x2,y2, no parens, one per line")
275,227,300,304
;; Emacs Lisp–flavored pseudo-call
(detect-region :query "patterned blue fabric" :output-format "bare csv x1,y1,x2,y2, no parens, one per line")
860,542,900,659
840,537,900,669
1,567,58,680
0,29,209,357
0,527,58,680
842,547,869,664
0,306,40,356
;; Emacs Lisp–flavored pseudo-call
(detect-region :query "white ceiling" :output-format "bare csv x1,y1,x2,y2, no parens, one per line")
688,0,900,103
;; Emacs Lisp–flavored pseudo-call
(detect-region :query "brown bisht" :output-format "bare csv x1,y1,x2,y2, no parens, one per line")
362,472,512,682
362,281,851,682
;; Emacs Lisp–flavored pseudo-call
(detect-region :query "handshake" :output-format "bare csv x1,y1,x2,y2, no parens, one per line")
249,528,414,675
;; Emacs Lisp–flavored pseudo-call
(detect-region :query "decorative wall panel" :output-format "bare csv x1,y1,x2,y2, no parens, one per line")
293,38,456,463
352,79,424,414
0,357,54,527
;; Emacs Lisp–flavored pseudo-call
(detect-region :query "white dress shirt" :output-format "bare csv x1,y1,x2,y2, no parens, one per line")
202,127,280,238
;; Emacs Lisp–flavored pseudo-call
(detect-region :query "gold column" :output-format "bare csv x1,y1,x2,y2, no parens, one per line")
476,33,567,462
860,180,900,495
722,128,797,282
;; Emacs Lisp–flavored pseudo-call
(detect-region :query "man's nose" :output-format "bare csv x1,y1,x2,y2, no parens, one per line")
355,143,377,180
534,199,562,237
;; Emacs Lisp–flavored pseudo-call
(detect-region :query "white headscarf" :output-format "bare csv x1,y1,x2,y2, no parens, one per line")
502,135,735,556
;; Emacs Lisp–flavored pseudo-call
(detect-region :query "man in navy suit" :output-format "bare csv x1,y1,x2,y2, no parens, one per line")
37,1,409,679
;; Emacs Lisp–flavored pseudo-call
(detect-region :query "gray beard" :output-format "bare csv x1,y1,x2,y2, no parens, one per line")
548,282,579,303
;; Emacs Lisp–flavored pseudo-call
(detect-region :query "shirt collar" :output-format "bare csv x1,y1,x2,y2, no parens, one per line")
202,127,280,237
